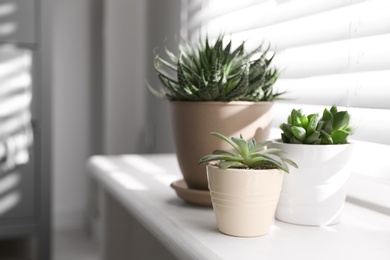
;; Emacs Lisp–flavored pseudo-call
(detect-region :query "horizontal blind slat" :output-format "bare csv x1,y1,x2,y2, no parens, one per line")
275,70,390,109
191,0,358,34
0,110,31,140
273,34,390,78
223,1,390,51
195,0,387,40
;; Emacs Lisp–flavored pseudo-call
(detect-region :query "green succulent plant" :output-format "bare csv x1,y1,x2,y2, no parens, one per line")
280,105,353,145
149,35,283,101
198,132,297,173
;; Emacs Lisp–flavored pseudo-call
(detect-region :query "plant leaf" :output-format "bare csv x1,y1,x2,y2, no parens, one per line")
331,129,349,144
281,157,298,169
198,154,242,165
291,126,306,142
231,136,249,156
219,161,244,169
306,113,319,136
333,111,350,131
249,140,272,153
210,132,240,152
280,123,293,139
320,130,333,144
305,131,321,144
212,149,239,156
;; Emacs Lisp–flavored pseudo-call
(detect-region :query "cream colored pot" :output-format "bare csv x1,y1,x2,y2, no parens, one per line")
206,165,284,237
170,101,273,191
269,141,354,226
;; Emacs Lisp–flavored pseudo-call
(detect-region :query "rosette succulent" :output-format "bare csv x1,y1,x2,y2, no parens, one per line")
149,35,283,101
198,132,297,173
280,105,353,144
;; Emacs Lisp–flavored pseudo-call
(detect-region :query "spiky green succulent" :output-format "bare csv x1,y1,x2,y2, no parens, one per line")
280,105,353,145
198,132,297,173
149,35,283,101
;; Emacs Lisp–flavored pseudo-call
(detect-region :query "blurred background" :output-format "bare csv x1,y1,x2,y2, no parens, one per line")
0,0,389,259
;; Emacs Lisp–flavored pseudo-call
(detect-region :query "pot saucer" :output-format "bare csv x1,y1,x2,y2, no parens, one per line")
170,179,212,207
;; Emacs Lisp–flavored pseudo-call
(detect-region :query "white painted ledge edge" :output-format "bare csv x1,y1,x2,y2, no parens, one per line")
87,157,219,260
88,154,390,260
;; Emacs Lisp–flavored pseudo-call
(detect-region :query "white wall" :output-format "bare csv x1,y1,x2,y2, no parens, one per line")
144,0,181,153
52,0,96,229
103,0,147,154
51,0,181,230
103,0,181,154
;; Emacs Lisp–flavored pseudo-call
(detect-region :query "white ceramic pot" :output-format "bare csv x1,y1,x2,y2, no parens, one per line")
268,141,354,226
206,165,284,237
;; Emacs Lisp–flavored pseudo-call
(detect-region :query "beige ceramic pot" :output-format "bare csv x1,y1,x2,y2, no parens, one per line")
170,101,273,191
206,165,284,237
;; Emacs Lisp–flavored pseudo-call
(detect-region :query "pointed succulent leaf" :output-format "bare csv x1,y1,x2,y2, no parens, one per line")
256,148,284,154
291,126,306,142
281,133,290,143
320,130,333,144
156,55,177,71
249,140,273,153
291,109,302,126
305,131,321,144
316,121,324,131
330,105,338,116
333,111,350,131
210,132,240,151
177,56,198,94
198,154,242,165
331,129,349,144
199,62,221,100
306,113,319,136
157,75,186,100
323,120,333,135
222,40,232,63
154,57,179,85
247,138,256,151
261,154,289,172
300,115,309,129
227,42,245,65
231,136,249,156
226,64,249,100
219,161,245,169
281,157,298,169
322,108,333,122
262,153,284,166
164,47,178,64
212,149,239,156
290,136,303,144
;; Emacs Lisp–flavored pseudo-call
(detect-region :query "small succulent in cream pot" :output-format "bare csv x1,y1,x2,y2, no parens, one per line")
199,132,297,237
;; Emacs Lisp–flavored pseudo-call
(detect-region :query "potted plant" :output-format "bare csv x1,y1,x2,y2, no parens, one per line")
198,132,297,237
149,35,284,205
268,105,355,226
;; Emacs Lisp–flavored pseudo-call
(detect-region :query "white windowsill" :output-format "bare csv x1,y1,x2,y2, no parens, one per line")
88,154,390,260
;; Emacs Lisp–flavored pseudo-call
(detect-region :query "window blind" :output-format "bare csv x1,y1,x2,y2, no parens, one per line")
0,47,33,170
182,0,390,179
